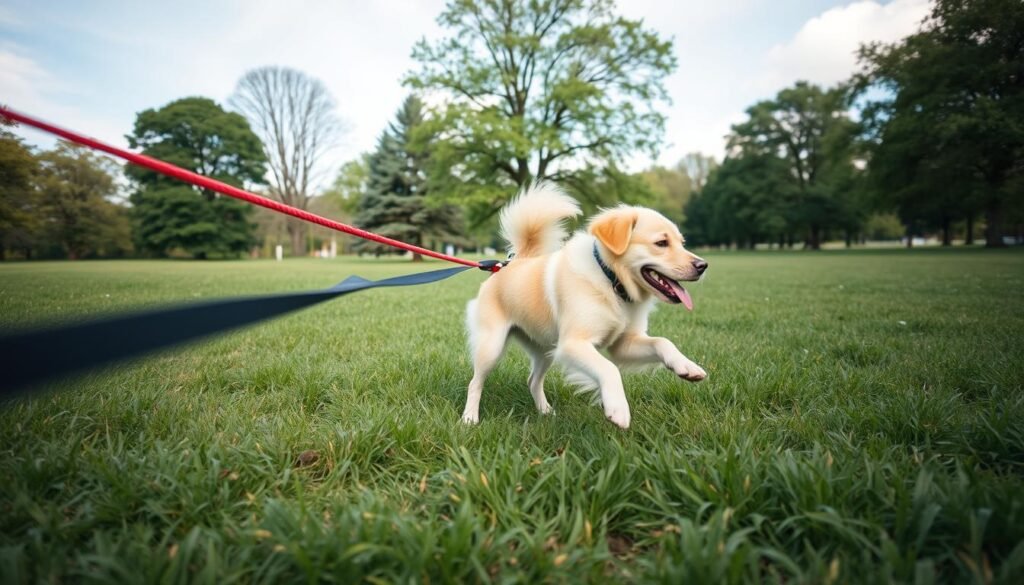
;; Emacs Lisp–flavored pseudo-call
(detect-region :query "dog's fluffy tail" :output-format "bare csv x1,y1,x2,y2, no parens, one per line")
499,182,580,259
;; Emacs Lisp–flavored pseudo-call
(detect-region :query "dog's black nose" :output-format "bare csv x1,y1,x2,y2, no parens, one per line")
693,259,708,274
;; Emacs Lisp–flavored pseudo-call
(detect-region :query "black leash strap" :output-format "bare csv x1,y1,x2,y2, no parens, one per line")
0,266,472,398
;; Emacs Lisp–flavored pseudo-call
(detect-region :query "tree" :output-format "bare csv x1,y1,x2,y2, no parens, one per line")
230,67,343,256
35,142,132,259
354,95,463,259
728,82,861,249
127,97,267,259
637,164,691,226
324,154,370,217
685,153,796,248
405,0,676,216
0,129,39,260
857,0,1024,247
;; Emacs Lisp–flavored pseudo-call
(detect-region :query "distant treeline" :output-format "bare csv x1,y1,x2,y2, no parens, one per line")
1,0,1020,260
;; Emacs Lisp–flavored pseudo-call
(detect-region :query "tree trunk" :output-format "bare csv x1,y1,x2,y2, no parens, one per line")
844,230,852,248
965,211,974,245
412,253,423,262
941,216,952,247
808,225,821,250
984,201,1006,248
287,219,306,256
905,223,913,248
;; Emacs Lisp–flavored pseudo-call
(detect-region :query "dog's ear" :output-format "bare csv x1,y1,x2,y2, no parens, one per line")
589,208,638,256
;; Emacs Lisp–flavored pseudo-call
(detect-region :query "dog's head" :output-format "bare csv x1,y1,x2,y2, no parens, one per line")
589,206,707,309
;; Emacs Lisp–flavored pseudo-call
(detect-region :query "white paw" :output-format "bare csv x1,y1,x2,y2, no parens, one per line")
669,358,707,382
537,400,553,415
604,404,631,429
461,412,479,425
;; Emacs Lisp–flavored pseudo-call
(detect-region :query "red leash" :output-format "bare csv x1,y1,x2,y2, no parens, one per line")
1,106,498,271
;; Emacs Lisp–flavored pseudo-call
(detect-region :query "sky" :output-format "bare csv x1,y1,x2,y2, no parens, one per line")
1,0,931,186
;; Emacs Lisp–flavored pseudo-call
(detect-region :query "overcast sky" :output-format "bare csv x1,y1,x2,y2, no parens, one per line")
2,0,930,184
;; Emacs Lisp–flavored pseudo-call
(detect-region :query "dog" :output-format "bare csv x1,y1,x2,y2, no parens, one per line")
461,183,708,429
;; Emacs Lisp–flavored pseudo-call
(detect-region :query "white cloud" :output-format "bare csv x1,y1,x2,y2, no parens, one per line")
0,45,126,150
759,0,930,90
0,47,54,105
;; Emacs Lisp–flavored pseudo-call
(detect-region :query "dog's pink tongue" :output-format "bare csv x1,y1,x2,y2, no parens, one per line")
670,281,693,311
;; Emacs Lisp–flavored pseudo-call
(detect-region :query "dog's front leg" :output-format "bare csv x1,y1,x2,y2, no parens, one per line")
610,334,707,382
557,339,631,428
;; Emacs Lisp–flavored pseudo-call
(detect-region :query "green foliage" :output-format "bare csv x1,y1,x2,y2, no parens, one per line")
637,163,692,226
688,82,864,248
324,154,370,217
686,154,797,248
405,0,676,217
0,136,132,260
857,0,1024,247
0,131,39,258
354,95,464,257
126,97,267,259
132,187,254,259
1,250,1023,582
34,142,132,259
863,212,906,241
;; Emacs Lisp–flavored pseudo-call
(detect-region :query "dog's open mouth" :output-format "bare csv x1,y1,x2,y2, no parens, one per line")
641,266,693,310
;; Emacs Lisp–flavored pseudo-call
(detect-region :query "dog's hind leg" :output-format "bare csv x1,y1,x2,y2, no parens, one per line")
520,341,554,415
462,300,510,424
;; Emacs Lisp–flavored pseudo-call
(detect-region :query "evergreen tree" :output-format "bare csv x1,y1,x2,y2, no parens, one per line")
126,97,267,259
354,96,462,259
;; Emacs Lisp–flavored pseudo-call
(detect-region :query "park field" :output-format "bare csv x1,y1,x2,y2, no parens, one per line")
1,249,1023,583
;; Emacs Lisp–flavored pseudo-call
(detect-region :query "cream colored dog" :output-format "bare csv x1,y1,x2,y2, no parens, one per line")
462,183,708,429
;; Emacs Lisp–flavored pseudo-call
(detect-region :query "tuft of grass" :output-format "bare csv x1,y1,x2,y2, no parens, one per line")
1,249,1023,583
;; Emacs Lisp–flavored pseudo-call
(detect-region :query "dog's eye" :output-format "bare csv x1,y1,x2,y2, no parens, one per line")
655,240,670,248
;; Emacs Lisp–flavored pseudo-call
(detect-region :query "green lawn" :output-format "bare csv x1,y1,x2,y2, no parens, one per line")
2,249,1023,583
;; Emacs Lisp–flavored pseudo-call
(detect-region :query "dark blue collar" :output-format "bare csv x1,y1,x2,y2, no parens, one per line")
593,242,632,303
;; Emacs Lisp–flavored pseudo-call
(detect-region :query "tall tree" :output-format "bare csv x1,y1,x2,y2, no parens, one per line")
0,129,39,260
685,153,796,249
405,0,676,216
857,0,1024,247
230,67,343,256
35,142,132,259
354,95,462,259
127,97,267,259
728,82,860,249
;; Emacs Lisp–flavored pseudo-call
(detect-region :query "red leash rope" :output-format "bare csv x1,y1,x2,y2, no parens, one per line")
1,106,497,271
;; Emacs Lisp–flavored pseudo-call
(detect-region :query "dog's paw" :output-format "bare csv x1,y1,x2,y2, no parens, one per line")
668,359,707,382
604,405,631,429
537,400,554,415
461,412,479,425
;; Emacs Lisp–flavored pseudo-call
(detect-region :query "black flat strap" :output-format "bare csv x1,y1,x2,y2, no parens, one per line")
0,266,471,398
593,243,631,303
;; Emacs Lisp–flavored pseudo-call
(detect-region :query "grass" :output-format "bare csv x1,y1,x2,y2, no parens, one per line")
1,248,1023,583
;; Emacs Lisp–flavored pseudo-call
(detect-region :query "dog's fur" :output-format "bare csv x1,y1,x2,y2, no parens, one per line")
462,183,708,428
